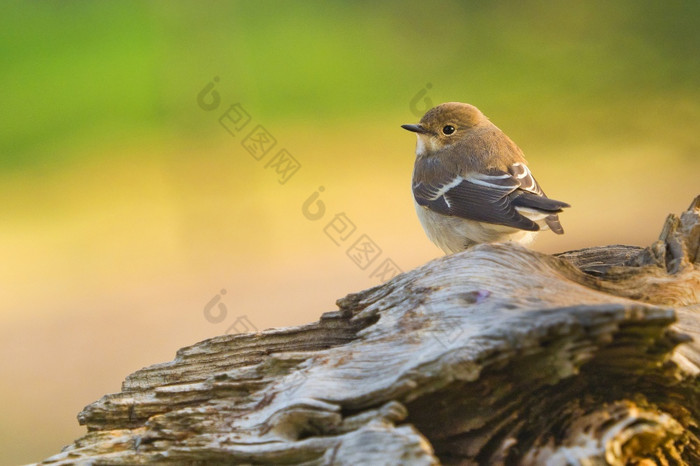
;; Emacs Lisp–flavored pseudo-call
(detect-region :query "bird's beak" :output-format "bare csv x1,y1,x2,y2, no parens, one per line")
401,124,429,134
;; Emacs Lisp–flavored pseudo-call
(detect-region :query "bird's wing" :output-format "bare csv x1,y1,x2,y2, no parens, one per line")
413,164,569,231
413,169,540,231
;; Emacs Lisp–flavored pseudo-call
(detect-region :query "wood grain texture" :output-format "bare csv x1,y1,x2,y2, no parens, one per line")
39,196,700,465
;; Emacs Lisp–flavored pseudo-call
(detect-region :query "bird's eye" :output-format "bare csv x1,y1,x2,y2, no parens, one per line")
442,125,455,135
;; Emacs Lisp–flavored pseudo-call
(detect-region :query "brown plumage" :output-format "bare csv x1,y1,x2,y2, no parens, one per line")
403,102,570,254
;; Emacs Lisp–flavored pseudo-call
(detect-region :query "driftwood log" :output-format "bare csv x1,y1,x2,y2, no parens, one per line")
40,196,700,465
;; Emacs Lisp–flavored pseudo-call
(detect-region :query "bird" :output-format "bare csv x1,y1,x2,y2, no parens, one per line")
402,102,570,254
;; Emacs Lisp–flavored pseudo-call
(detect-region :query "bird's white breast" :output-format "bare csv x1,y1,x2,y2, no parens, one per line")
414,201,538,254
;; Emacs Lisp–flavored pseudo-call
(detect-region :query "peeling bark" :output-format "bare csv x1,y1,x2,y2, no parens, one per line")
39,196,700,465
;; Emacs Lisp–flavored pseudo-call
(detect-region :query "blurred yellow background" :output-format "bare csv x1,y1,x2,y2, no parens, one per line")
1,1,699,463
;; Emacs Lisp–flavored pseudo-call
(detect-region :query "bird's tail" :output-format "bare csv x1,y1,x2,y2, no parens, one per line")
510,191,569,235
511,191,570,212
544,214,565,234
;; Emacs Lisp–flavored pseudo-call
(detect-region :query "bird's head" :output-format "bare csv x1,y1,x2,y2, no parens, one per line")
402,102,487,155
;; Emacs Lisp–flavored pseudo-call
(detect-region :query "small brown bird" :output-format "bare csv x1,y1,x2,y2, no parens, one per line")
402,102,570,254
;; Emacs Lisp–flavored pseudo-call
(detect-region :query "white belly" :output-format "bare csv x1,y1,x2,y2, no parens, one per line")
414,201,541,254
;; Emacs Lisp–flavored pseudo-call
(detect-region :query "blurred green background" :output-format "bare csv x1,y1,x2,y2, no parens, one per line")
1,1,698,463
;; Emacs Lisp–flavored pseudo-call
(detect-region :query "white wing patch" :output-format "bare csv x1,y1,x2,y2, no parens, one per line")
465,172,517,190
510,162,537,192
418,176,465,201
436,176,464,198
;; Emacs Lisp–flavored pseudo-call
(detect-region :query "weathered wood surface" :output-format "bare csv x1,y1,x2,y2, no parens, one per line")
40,196,700,465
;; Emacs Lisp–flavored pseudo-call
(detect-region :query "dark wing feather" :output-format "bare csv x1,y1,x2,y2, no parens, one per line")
509,191,570,212
413,162,570,232
413,174,540,231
